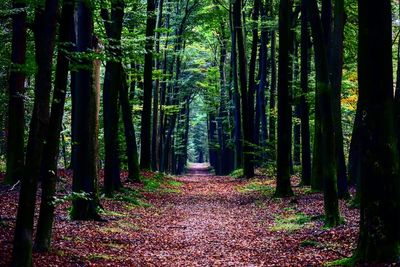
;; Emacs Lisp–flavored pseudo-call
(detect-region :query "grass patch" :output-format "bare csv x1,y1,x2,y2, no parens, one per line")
167,180,183,188
113,188,151,207
87,253,124,261
230,169,244,179
237,180,274,197
324,257,356,266
300,239,320,247
270,212,313,232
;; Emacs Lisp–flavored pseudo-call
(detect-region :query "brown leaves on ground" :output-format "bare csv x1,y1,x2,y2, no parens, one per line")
0,164,360,266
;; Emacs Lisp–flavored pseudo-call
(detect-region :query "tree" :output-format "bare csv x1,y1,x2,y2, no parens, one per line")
5,0,27,184
299,0,311,185
275,0,293,197
70,0,101,220
101,0,125,196
354,0,400,262
35,0,74,252
307,0,341,227
140,0,156,170
11,0,59,265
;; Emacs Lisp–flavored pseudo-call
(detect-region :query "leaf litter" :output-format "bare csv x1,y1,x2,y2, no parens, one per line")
0,165,363,266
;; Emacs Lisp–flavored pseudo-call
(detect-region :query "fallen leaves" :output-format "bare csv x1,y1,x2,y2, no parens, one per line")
0,164,367,266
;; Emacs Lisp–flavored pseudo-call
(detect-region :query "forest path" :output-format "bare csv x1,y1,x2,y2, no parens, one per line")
0,166,357,266
136,165,280,266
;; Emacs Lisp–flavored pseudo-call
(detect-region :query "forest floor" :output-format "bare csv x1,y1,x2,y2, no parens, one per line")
0,164,362,266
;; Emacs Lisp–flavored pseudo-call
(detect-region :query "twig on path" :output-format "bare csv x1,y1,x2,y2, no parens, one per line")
9,180,20,191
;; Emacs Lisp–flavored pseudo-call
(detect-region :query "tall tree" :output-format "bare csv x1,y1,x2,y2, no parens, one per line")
275,0,293,197
11,0,59,265
354,0,400,262
140,0,156,169
299,0,311,185
101,0,125,196
229,1,243,169
307,0,340,227
70,0,101,220
151,0,165,171
34,0,74,252
233,0,255,178
331,0,349,199
5,0,27,184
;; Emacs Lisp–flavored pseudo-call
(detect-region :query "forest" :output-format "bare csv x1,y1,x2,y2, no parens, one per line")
0,0,399,266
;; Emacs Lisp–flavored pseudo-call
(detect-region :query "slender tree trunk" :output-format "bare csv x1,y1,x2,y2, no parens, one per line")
300,0,312,185
234,0,256,178
5,0,27,184
331,0,349,199
256,0,269,154
230,2,243,169
355,0,400,262
151,0,165,171
269,30,277,156
101,0,124,196
307,0,340,227
120,69,140,182
34,0,74,252
11,0,59,265
140,0,156,169
275,0,293,197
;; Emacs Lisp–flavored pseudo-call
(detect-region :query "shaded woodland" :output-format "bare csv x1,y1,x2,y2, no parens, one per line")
0,0,400,266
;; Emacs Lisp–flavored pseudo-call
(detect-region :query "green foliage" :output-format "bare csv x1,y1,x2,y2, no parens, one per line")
113,188,150,208
270,213,313,233
236,180,274,197
300,239,320,248
52,191,92,207
230,168,244,179
324,257,356,267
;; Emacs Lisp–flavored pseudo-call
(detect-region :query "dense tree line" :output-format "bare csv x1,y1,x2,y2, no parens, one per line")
0,0,400,264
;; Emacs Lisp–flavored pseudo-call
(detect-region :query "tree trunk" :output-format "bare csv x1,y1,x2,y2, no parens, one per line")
5,0,27,184
120,70,141,182
307,0,340,227
355,0,400,262
331,0,349,199
70,0,100,221
101,0,124,197
269,29,277,156
151,0,165,171
11,0,59,265
140,0,156,169
299,0,312,185
229,2,243,170
275,0,293,197
34,0,74,252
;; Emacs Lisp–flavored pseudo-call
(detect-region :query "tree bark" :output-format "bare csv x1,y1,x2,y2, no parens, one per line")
11,0,59,265
5,0,27,184
299,0,312,185
34,0,74,252
307,0,340,227
101,0,124,196
355,0,400,262
275,0,293,197
140,0,156,169
70,0,100,221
